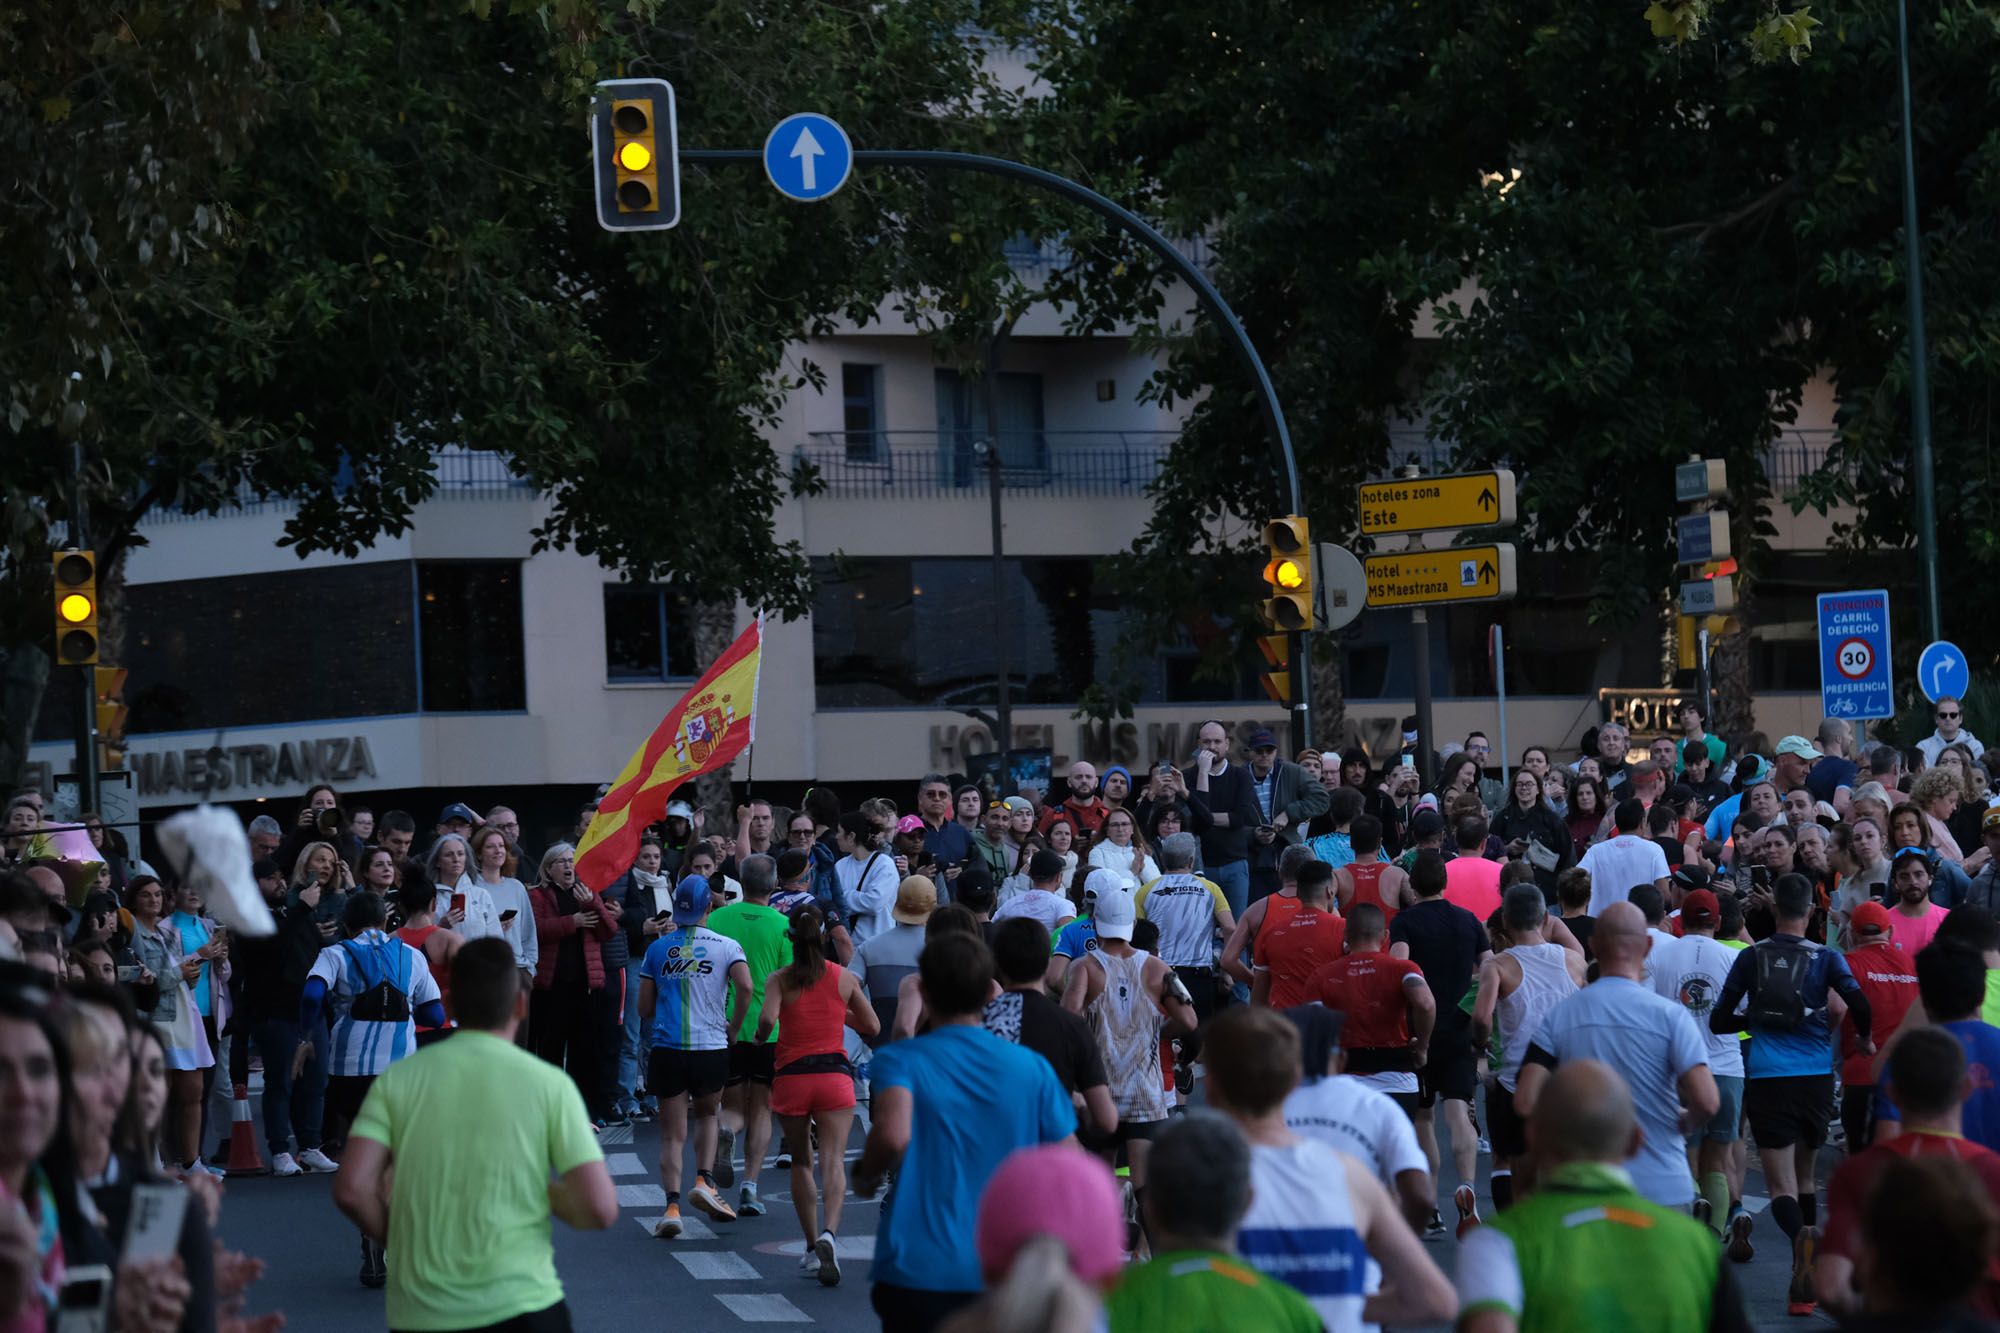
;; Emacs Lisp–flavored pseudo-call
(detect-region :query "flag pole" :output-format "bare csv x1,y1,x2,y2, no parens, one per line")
744,612,765,800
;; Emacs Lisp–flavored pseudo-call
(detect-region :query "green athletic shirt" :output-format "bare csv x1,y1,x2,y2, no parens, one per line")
1982,967,2000,1029
706,901,793,1042
350,1030,603,1331
1455,1162,1745,1333
1105,1249,1321,1333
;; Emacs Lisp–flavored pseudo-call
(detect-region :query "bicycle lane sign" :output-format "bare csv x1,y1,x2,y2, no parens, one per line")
1817,589,1894,720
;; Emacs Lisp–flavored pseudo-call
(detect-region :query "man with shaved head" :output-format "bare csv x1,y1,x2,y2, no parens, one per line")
1455,1060,1752,1331
1513,903,1718,1208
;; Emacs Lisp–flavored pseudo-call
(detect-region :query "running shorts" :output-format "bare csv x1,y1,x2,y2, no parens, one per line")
1744,1073,1834,1150
771,1072,855,1118
648,1047,731,1100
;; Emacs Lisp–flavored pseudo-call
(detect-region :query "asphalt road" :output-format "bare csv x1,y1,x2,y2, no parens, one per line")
214,1083,1827,1331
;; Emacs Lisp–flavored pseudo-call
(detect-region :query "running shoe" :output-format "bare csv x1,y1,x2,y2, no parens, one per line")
714,1128,736,1188
1787,1225,1819,1316
271,1152,302,1178
739,1182,765,1217
1726,1209,1756,1264
815,1231,841,1287
298,1146,339,1172
651,1204,683,1239
774,1150,794,1171
1424,1209,1447,1241
798,1253,821,1277
1692,1197,1713,1236
689,1178,738,1223
1454,1184,1482,1239
359,1236,387,1289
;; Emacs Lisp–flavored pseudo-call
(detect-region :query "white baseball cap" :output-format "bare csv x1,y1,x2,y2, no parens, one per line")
1093,885,1136,942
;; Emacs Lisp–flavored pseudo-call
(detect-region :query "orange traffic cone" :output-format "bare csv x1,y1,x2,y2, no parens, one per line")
224,1083,268,1176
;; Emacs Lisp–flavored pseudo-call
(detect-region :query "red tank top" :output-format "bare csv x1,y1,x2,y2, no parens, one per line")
1255,907,1348,1009
775,965,848,1071
396,925,451,1026
1254,892,1304,950
1347,862,1395,924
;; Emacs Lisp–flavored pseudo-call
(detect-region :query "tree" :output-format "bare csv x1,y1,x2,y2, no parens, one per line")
1033,0,2000,736
1,1,1078,785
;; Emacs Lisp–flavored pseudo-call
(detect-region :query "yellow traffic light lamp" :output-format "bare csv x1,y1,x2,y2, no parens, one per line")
1259,516,1315,631
591,79,680,232
612,100,660,211
52,549,99,665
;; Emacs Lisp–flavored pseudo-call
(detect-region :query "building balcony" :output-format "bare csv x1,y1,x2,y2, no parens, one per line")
792,431,1174,500
139,448,533,527
1379,427,1840,495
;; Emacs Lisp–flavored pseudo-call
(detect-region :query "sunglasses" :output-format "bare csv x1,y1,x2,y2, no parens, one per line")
1939,711,1961,720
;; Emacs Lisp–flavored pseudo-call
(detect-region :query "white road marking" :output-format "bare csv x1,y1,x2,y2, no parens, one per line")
753,1234,874,1258
674,1251,761,1281
633,1214,716,1240
617,1184,665,1207
1743,1194,1771,1214
598,1124,635,1145
715,1293,814,1322
605,1152,647,1177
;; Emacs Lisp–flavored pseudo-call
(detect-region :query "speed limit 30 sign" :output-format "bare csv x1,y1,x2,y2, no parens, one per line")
1817,591,1893,720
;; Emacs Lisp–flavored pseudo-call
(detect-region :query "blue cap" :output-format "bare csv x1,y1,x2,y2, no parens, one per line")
672,874,713,924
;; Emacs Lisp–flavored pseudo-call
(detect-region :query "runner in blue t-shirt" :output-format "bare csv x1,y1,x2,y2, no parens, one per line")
1047,869,1118,996
1709,874,1871,1316
1877,941,2000,1155
851,932,1076,1327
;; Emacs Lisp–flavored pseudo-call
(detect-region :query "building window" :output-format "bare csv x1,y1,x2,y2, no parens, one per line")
809,556,1259,709
41,562,420,740
842,363,882,461
604,584,698,682
417,562,525,711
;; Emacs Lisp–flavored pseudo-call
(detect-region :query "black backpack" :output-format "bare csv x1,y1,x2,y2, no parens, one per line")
340,939,411,1024
1746,938,1813,1032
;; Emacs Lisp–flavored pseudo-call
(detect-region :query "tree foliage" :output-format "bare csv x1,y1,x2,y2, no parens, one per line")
1032,0,2000,705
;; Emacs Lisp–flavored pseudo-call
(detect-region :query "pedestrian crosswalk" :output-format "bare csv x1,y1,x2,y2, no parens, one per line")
612,1120,873,1325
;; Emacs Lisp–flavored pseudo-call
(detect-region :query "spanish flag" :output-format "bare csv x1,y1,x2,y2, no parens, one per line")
575,615,764,889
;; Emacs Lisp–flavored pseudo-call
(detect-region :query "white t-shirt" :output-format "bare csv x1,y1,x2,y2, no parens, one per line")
1283,1076,1428,1188
1577,835,1670,915
307,930,443,1077
1240,1139,1369,1332
1087,841,1161,892
991,889,1073,934
834,852,900,947
1638,926,1677,987
1650,932,1746,1077
638,926,747,1052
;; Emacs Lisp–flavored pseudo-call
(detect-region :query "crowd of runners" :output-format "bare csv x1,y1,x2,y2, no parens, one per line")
7,700,2000,1329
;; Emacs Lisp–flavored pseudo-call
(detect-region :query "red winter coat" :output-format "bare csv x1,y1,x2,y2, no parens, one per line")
530,881,619,992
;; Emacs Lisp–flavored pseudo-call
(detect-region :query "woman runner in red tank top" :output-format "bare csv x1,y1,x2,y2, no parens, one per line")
395,878,462,1044
755,906,879,1286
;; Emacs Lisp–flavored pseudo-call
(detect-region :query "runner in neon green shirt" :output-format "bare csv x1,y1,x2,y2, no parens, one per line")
706,857,794,1216
1454,1061,1748,1332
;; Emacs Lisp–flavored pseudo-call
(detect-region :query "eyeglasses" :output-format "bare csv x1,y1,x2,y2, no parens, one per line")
1939,711,1961,720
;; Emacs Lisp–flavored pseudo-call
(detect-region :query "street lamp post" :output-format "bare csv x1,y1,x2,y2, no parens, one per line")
1897,0,1941,642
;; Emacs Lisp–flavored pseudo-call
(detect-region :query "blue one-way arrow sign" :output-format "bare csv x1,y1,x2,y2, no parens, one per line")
1918,640,1970,705
763,113,853,202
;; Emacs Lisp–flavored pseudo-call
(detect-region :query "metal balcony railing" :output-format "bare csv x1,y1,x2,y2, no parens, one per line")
139,449,534,525
1376,427,1842,493
795,431,1174,499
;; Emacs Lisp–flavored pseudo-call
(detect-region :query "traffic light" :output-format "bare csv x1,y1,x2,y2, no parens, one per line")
95,667,128,770
52,549,99,665
1259,516,1315,631
1257,635,1292,707
591,78,680,232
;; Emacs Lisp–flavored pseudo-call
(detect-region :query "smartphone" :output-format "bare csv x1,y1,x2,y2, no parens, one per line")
56,1264,113,1333
122,1182,189,1263
450,892,467,916
1751,865,1772,890
116,964,141,983
499,909,518,924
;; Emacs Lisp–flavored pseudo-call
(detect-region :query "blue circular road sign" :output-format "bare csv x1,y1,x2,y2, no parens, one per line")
1918,640,1970,705
762,113,853,203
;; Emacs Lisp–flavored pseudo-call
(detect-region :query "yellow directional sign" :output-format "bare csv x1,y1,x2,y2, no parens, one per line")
1357,470,1516,536
1363,544,1518,608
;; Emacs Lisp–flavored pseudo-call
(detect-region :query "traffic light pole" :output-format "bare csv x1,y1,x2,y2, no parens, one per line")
68,443,99,815
680,147,1312,747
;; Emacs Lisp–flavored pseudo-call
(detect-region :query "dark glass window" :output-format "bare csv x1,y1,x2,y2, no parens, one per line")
810,556,1258,709
604,584,698,681
417,562,525,711
31,562,419,740
842,363,882,460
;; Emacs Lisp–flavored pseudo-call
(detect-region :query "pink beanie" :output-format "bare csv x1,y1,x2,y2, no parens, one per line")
974,1144,1126,1285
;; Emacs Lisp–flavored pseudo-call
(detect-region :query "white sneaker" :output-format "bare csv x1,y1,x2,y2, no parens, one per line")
183,1160,225,1180
798,1253,821,1276
271,1152,303,1177
297,1147,339,1173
